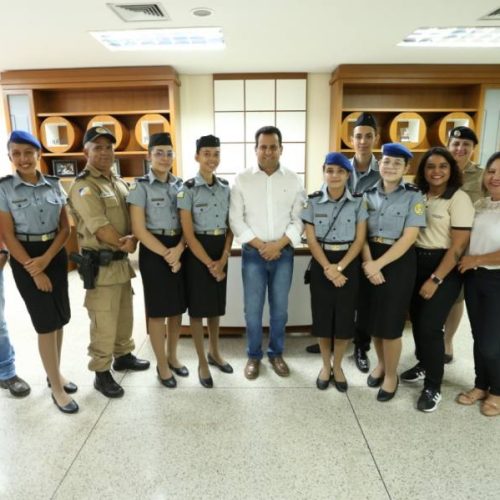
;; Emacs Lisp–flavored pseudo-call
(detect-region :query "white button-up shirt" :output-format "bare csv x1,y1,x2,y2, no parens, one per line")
229,164,306,245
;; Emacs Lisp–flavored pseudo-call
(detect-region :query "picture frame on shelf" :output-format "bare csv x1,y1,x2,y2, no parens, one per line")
143,159,151,174
52,159,77,177
111,159,121,176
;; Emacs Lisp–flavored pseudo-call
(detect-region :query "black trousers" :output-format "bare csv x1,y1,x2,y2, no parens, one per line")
409,249,462,391
464,268,500,396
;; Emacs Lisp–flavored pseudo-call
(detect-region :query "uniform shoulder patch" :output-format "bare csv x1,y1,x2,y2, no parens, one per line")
184,178,195,188
404,182,419,192
308,190,322,199
76,170,90,179
0,175,13,183
217,176,229,186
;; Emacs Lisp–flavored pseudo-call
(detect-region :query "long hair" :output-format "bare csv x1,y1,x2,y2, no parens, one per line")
481,151,500,195
414,147,462,195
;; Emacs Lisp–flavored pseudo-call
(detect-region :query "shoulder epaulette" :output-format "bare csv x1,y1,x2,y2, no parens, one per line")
135,175,149,182
404,182,419,192
308,191,322,199
217,176,229,186
184,178,195,188
76,170,90,179
0,175,13,183
352,192,363,198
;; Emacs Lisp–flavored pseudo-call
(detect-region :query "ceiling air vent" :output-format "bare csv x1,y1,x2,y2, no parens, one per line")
107,3,170,22
479,7,500,20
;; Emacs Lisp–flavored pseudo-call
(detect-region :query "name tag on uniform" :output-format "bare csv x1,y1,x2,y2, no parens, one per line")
100,191,115,198
315,213,327,217
195,203,208,208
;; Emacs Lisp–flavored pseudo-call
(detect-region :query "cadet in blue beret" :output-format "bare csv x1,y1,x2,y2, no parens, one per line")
127,132,188,388
0,130,78,413
361,142,426,402
177,135,233,388
444,125,482,362
302,152,368,391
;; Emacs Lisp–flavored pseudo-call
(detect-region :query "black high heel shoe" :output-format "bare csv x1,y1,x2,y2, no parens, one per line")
198,367,213,388
47,377,78,394
377,377,399,402
367,373,384,388
156,367,177,388
168,362,189,377
331,370,348,393
51,394,79,414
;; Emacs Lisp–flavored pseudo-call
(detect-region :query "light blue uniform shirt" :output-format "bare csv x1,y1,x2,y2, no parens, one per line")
302,186,368,243
0,172,66,234
348,154,380,194
127,170,183,231
177,173,230,233
364,180,426,239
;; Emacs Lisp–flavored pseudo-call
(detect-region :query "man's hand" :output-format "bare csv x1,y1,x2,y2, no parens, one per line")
259,241,282,261
118,235,137,254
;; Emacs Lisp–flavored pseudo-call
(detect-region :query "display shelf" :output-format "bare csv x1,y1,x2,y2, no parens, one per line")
37,109,171,117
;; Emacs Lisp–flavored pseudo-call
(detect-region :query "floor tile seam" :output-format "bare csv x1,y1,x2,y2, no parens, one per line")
49,398,113,500
345,392,393,500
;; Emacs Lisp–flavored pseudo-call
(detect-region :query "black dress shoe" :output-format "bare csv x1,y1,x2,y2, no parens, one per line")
316,373,330,390
168,363,189,377
94,371,124,398
332,372,348,392
367,373,384,388
51,394,79,414
377,377,399,402
0,375,31,398
198,367,213,389
207,353,233,374
156,367,177,388
354,347,370,373
113,353,150,372
47,377,78,394
306,343,321,354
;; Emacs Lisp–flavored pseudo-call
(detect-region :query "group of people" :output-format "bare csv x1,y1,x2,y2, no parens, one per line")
0,115,498,418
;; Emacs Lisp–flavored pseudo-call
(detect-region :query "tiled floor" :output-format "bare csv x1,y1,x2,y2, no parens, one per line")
1,263,499,500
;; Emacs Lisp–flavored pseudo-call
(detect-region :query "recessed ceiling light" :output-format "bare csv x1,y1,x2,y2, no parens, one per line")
90,27,224,51
191,7,214,17
399,26,500,47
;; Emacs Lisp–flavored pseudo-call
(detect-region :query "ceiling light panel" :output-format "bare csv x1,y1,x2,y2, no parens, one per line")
399,26,500,47
90,27,225,51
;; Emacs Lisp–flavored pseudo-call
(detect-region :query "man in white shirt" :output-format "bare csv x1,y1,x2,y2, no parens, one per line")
230,126,305,379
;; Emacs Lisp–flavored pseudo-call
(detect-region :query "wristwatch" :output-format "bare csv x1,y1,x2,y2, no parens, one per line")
430,273,443,286
336,264,343,273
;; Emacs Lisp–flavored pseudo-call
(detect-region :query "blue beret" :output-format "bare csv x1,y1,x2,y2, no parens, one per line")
324,152,353,172
382,143,413,160
448,126,478,145
8,130,41,150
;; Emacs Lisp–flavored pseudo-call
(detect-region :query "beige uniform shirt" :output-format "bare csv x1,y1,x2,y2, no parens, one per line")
416,189,474,249
68,163,135,286
462,161,483,203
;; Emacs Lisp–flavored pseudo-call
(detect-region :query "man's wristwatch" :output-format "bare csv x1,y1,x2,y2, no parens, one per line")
430,273,443,286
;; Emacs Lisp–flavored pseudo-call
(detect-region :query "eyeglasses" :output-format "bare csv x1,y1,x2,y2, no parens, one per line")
152,150,175,159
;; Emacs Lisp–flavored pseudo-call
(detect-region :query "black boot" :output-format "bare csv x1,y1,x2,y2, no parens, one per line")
94,370,124,398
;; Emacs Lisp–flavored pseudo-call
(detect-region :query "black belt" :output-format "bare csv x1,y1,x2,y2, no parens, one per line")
82,249,127,261
416,248,447,255
16,231,56,242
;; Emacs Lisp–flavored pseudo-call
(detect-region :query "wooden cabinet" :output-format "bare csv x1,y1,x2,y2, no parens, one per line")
330,64,500,172
1,66,181,181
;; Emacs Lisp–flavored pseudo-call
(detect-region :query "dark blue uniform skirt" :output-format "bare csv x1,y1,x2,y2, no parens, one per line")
10,240,70,334
138,234,187,318
310,250,359,339
184,234,227,318
366,242,416,340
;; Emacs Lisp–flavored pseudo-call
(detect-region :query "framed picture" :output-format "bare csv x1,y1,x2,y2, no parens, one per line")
111,159,121,176
52,159,77,177
143,159,151,174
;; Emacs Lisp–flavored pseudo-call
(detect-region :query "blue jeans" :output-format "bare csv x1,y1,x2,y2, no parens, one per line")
241,244,294,359
0,269,16,380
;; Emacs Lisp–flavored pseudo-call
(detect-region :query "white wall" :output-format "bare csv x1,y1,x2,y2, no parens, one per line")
0,98,8,175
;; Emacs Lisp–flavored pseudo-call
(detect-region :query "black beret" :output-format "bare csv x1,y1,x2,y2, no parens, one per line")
354,112,377,130
196,134,220,152
448,126,478,145
149,132,172,148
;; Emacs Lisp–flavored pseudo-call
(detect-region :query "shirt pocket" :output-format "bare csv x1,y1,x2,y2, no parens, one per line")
312,213,329,240
385,203,407,236
335,205,357,241
10,198,31,229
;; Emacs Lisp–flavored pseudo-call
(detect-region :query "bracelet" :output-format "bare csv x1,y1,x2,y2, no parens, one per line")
430,273,443,286
0,249,9,255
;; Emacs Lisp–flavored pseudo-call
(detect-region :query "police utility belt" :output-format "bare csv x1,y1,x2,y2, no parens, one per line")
16,231,56,242
69,249,127,290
